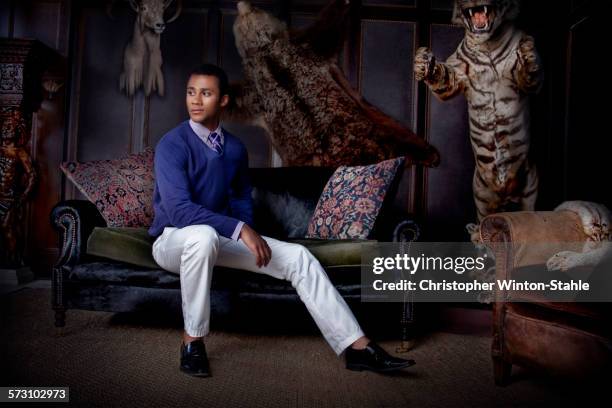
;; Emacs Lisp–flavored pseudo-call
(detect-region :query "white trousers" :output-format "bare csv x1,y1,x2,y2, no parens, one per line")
152,225,365,355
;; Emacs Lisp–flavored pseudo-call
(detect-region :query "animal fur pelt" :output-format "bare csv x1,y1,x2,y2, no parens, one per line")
226,0,440,168
547,201,611,271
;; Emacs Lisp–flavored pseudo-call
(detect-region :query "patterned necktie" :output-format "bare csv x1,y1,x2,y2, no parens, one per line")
207,131,223,155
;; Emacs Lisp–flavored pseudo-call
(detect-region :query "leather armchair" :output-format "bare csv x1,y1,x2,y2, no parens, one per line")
481,211,612,385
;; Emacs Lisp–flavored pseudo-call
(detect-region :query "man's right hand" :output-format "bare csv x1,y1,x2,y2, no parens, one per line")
239,224,272,268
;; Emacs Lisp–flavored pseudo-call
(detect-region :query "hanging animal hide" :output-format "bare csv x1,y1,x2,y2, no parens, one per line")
226,0,440,168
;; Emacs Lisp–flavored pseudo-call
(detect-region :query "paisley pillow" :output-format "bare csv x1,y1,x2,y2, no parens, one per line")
61,148,155,227
306,157,404,239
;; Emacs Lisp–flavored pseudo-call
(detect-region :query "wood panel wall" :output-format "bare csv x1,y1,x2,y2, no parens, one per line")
2,0,605,275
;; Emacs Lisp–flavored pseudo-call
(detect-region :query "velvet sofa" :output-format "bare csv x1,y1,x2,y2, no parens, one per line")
51,166,419,336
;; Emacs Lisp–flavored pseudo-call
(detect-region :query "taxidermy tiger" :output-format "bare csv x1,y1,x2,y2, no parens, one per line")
546,201,611,272
414,0,543,242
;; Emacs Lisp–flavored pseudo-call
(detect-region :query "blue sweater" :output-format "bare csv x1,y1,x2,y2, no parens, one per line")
148,121,253,238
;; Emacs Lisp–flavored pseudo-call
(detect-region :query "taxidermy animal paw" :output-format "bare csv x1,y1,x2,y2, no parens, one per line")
120,66,143,97
518,37,541,75
145,67,165,97
414,47,435,81
466,223,482,245
546,251,582,272
477,289,494,304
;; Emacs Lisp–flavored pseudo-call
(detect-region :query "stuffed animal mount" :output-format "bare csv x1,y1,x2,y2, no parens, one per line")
415,0,543,242
108,0,183,97
226,0,440,168
547,201,611,272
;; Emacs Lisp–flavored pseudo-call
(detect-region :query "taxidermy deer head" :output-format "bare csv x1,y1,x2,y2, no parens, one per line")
109,0,182,97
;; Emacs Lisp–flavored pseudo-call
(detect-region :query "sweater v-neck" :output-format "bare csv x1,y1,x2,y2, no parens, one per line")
185,121,225,158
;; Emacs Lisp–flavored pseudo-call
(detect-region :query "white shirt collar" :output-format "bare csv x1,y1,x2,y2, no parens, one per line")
189,119,224,149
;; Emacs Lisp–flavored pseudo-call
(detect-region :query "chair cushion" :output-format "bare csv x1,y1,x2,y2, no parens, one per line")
61,148,155,227
87,227,377,269
289,238,378,266
306,157,404,239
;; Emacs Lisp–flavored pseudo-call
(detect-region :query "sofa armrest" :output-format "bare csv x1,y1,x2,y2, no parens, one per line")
393,220,420,242
50,199,107,268
50,199,106,323
371,207,420,242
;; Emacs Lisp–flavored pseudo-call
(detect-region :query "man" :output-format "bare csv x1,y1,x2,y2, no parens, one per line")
149,64,415,377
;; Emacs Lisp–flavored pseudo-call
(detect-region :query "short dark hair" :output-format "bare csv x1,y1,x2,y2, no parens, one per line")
187,64,229,97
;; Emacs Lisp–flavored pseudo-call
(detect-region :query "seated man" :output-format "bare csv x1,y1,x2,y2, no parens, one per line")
149,63,415,377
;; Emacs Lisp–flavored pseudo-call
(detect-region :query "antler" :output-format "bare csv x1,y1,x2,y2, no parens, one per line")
106,0,118,18
165,0,182,23
128,0,139,12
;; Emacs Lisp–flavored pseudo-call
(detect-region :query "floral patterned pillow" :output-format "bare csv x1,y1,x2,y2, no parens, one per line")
306,157,404,239
60,148,155,227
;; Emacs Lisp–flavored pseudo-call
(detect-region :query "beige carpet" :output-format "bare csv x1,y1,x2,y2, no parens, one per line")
0,288,601,407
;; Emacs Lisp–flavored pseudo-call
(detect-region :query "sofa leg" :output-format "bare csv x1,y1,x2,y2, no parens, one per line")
54,308,66,327
396,299,415,353
493,356,511,386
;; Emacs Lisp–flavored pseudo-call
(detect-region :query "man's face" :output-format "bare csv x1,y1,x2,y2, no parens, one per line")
186,74,228,125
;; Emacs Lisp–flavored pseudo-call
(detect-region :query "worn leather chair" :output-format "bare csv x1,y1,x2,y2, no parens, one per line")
481,211,612,385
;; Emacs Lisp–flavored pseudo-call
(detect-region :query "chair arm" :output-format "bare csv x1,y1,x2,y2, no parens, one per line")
50,199,107,268
481,210,589,283
481,211,586,245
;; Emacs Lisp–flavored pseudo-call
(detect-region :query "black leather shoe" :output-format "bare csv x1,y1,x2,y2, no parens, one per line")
345,342,416,373
180,339,211,377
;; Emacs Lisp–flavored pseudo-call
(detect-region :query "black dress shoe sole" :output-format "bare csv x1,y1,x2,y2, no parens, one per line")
346,359,416,373
180,366,211,377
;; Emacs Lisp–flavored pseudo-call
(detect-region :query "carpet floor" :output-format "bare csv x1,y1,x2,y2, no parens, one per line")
0,288,604,407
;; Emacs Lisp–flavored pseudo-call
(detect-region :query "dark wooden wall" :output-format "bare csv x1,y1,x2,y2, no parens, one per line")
1,0,606,275
560,1,608,207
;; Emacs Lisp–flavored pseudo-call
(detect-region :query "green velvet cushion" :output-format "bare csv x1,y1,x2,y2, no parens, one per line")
288,238,377,267
87,227,159,269
87,227,376,269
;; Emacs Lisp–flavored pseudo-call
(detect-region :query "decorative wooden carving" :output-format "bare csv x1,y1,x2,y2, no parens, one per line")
0,39,56,267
